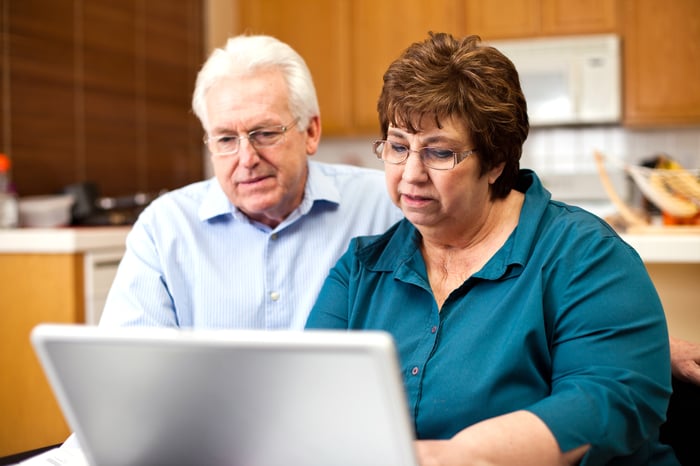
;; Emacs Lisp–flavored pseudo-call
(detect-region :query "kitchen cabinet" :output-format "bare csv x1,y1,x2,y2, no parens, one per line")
620,234,700,344
621,0,700,126
236,0,462,135
0,227,128,456
227,0,700,131
465,0,617,39
236,1,353,135
350,0,463,133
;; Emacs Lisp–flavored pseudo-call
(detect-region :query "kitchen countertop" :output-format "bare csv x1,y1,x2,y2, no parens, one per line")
620,233,700,264
0,226,130,253
0,226,698,263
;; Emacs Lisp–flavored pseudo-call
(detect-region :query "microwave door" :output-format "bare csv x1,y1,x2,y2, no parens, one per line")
518,63,576,125
578,53,621,123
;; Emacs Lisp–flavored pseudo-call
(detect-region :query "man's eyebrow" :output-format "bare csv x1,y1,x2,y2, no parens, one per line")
210,120,284,135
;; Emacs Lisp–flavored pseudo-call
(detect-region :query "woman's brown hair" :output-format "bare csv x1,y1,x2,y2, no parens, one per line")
377,32,529,199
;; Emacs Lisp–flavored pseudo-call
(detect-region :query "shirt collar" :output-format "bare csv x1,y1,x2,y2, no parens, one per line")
356,169,553,281
197,160,342,224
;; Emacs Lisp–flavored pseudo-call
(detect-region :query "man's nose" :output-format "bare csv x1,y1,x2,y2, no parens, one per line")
237,138,260,167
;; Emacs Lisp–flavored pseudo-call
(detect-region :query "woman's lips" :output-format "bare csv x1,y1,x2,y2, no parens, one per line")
401,192,432,207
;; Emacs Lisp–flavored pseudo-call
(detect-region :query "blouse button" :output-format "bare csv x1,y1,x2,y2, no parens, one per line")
431,326,437,334
411,366,419,376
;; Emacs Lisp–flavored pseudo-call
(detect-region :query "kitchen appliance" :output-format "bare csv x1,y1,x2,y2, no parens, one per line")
489,34,621,126
61,182,162,226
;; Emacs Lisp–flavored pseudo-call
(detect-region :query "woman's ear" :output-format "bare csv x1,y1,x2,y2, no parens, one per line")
488,161,506,184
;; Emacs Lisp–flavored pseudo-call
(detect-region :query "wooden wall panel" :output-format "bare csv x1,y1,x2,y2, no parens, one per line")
1,0,204,198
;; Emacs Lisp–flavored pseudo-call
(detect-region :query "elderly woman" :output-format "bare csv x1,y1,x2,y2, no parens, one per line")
305,33,678,465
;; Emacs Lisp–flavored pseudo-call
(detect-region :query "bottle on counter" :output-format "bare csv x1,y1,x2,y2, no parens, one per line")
0,153,19,228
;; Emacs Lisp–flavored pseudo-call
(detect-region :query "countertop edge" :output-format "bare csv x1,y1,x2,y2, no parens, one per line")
0,227,130,253
1,228,698,263
620,234,700,264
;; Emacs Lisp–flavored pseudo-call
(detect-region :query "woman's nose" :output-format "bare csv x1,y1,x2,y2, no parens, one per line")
401,150,429,182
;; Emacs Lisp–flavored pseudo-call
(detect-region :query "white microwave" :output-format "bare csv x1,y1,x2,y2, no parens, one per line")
489,34,621,126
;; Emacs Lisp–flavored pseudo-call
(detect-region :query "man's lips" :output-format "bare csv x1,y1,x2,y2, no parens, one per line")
237,174,273,185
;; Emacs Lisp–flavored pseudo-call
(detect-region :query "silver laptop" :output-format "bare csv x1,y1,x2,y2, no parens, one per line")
31,324,418,466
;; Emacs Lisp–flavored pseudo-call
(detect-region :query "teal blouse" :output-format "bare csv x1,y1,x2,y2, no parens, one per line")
306,170,678,465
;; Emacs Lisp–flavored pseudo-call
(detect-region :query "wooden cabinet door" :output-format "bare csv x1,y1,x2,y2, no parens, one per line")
540,0,617,35
351,0,463,134
237,0,353,135
466,0,540,39
622,0,700,126
238,0,461,136
0,254,84,455
466,0,616,39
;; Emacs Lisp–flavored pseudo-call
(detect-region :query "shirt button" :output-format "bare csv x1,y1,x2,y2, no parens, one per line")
411,366,419,376
270,291,280,301
270,233,278,240
431,326,437,334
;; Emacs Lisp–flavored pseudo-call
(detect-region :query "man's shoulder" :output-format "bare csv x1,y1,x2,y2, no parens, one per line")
153,178,213,204
309,161,386,197
310,160,384,180
140,178,215,221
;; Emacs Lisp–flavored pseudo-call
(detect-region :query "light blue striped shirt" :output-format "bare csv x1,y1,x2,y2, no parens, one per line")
99,161,402,330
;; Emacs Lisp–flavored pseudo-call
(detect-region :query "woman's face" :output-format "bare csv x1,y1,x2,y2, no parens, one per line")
383,116,504,233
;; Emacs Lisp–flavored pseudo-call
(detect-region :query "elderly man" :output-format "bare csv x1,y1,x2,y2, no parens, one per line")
98,34,402,329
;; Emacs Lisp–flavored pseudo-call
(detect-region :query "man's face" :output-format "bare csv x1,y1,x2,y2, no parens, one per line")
205,68,320,227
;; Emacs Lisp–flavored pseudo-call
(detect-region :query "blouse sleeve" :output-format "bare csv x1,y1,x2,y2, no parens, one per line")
304,240,357,330
527,233,672,464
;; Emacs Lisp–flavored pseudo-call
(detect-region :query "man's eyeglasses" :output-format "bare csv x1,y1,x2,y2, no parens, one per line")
204,119,299,157
372,140,476,171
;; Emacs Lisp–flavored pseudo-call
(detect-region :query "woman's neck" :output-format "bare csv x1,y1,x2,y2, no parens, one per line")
419,190,524,308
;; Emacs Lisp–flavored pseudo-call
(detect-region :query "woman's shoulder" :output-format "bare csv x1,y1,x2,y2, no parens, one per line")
349,220,415,268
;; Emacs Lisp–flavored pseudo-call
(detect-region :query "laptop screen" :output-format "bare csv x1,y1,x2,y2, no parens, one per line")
31,324,418,466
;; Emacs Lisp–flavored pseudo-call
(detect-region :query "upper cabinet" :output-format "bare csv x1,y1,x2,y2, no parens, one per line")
227,0,700,133
622,0,700,127
349,1,463,134
466,0,617,39
237,1,354,135
236,0,461,136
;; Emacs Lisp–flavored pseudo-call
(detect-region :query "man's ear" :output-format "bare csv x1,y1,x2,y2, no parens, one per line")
304,115,322,156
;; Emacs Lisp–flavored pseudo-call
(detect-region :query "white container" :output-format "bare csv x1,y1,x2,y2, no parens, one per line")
0,160,18,228
18,194,75,228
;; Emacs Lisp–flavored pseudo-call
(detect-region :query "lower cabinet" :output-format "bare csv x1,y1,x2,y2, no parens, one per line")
0,249,122,456
645,263,700,344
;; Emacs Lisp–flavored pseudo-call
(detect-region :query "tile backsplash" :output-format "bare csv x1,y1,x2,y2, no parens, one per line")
314,126,700,210
201,126,700,217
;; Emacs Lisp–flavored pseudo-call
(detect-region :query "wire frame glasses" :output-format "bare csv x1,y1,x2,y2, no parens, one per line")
204,119,299,157
372,140,476,170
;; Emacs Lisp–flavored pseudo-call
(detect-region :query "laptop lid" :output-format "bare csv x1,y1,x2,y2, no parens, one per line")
31,324,418,466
